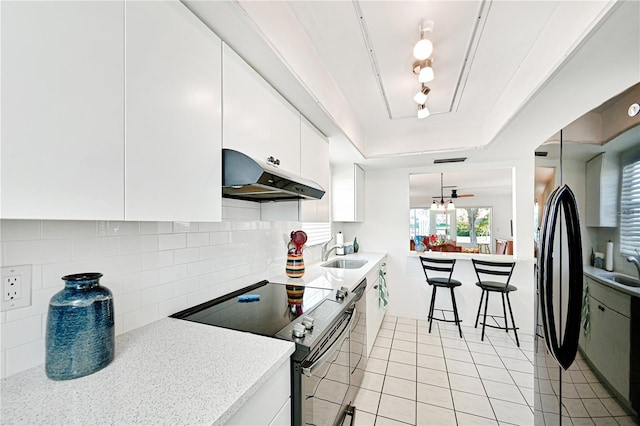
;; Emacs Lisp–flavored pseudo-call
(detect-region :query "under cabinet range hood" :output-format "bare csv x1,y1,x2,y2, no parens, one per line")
222,149,325,202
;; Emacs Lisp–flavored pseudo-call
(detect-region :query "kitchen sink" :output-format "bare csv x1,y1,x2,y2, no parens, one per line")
597,272,640,288
321,259,368,269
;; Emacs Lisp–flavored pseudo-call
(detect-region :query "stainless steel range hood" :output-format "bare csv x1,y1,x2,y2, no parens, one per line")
222,149,325,202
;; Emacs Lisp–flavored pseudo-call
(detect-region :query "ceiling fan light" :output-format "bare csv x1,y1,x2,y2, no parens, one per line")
413,38,433,60
418,63,434,83
447,200,455,210
431,200,439,210
417,104,430,119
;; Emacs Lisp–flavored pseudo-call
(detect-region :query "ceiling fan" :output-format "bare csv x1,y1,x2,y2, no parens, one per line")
431,173,455,210
431,174,474,210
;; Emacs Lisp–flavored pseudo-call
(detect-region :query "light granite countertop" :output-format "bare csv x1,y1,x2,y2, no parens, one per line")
267,252,387,292
0,318,294,425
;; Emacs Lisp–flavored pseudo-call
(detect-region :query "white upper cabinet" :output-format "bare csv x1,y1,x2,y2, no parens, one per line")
125,0,222,222
299,119,330,222
1,1,125,220
586,153,619,227
332,164,365,222
222,45,301,175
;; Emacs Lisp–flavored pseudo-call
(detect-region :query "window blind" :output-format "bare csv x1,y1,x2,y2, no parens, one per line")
301,222,331,247
620,159,640,255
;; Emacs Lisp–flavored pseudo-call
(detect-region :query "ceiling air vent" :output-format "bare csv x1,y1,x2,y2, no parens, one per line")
535,151,548,157
433,157,467,164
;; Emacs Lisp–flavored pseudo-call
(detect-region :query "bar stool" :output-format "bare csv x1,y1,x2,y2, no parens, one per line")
419,256,463,338
471,259,519,347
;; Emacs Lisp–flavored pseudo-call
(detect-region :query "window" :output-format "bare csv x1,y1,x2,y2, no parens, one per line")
301,222,331,247
620,158,640,255
455,207,491,245
409,208,431,240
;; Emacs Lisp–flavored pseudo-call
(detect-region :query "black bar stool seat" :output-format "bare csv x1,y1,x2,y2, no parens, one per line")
419,256,463,338
472,259,519,347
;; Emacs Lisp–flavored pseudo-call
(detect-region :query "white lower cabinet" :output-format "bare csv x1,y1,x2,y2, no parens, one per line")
580,277,631,401
1,1,125,220
365,258,388,357
125,0,222,222
225,360,291,425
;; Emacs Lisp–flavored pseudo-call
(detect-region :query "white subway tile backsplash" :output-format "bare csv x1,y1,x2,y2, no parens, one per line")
119,235,158,255
101,221,141,237
187,260,211,277
42,260,104,289
141,282,173,305
187,232,209,248
142,251,173,270
115,291,141,314
5,339,45,378
158,264,187,284
72,237,119,260
186,288,214,307
140,221,174,235
122,270,159,292
42,220,96,239
103,254,142,277
173,277,199,296
1,220,41,241
173,248,199,265
158,295,189,318
173,222,198,233
4,239,72,266
122,305,159,334
0,215,304,379
0,315,42,350
209,232,230,245
158,233,186,251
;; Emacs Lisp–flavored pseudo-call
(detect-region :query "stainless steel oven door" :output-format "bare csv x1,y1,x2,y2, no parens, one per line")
300,307,354,426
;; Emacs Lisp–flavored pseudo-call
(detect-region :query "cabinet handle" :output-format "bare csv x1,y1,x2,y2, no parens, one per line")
598,305,605,312
373,285,378,289
266,156,280,166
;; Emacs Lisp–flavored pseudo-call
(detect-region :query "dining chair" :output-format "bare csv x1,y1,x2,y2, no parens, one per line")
419,256,463,338
471,259,519,347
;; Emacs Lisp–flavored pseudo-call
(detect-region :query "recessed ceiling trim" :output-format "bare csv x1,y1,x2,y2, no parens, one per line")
450,0,493,112
353,0,393,120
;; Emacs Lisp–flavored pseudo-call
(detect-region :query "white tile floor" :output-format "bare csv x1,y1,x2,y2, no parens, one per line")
353,315,535,426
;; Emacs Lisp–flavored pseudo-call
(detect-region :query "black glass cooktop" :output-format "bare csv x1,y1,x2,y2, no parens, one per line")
170,280,332,338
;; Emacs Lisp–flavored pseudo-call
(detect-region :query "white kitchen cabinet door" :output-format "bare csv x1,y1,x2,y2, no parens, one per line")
1,1,125,220
332,163,365,222
585,153,619,227
222,45,301,175
299,118,330,222
125,0,222,222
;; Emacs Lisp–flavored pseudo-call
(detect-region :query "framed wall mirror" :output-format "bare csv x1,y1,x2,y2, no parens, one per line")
409,169,513,254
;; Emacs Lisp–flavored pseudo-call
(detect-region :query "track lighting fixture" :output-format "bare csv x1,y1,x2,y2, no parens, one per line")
413,21,434,60
411,21,434,119
413,85,431,105
417,104,430,119
413,59,434,83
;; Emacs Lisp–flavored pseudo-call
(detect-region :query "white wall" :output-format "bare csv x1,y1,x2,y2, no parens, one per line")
0,199,320,379
339,160,535,336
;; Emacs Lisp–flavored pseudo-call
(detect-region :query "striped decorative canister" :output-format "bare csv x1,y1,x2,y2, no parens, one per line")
285,254,305,278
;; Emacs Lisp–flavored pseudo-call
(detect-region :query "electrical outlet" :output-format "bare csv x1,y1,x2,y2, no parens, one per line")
1,265,32,311
3,275,22,301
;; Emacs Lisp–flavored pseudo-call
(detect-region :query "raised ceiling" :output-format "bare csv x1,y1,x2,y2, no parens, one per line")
186,0,639,166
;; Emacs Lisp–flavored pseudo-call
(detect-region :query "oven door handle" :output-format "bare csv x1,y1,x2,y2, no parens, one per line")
302,307,355,377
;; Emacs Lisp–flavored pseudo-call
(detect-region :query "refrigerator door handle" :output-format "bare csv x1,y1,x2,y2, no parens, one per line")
538,184,584,370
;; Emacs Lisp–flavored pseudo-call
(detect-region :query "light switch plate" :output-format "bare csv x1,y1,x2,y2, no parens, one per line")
1,265,32,311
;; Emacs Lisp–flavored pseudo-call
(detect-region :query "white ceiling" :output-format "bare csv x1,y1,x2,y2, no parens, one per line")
185,0,639,172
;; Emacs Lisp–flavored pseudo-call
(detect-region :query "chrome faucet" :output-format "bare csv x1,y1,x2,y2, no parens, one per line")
627,249,640,279
321,237,342,261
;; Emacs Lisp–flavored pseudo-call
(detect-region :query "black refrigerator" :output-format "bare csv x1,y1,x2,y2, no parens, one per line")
534,132,639,425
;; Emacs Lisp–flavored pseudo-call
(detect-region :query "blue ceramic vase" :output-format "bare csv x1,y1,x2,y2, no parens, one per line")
45,273,114,380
